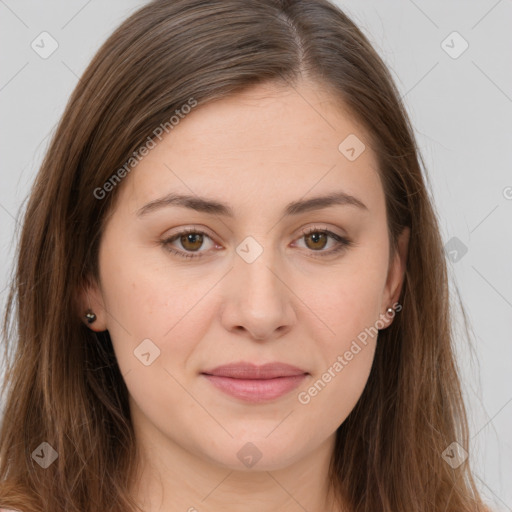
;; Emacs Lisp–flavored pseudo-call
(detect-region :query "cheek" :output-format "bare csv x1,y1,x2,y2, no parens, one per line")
298,341,376,436
294,258,385,421
98,244,220,380
310,258,386,347
297,284,380,430
99,235,209,330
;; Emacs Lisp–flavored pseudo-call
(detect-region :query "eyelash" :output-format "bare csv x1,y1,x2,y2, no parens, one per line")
160,226,353,260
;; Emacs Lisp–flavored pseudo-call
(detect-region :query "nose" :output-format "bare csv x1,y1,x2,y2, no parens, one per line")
219,242,296,341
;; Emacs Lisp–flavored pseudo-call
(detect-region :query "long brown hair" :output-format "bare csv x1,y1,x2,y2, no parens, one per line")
0,0,489,511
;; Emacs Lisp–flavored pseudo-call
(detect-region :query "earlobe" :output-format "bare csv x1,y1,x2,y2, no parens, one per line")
77,276,108,332
84,309,97,324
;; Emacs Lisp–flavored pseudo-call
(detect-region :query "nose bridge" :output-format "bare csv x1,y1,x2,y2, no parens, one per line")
222,233,294,337
235,234,283,305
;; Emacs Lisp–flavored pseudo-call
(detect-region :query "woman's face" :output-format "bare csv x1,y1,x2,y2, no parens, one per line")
83,81,408,472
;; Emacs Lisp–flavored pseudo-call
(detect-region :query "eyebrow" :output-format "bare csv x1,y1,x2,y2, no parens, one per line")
136,190,368,218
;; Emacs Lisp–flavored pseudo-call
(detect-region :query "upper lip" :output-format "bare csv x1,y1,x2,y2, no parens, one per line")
202,362,308,379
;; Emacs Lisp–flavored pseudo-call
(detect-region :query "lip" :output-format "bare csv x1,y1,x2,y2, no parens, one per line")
203,361,307,379
201,362,309,403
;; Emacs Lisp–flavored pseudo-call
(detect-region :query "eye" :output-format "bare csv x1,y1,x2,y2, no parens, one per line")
293,226,353,258
160,225,353,260
161,228,217,259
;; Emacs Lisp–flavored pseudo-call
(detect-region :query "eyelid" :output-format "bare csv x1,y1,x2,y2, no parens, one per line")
161,224,352,259
292,225,353,255
297,224,346,239
161,227,218,259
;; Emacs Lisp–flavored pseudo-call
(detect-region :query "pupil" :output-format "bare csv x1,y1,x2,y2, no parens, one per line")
308,232,326,249
182,233,203,250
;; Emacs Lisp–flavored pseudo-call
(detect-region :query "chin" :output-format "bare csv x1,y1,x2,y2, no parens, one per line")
197,435,307,472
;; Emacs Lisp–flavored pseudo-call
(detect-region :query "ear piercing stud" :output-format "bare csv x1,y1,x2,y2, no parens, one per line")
85,309,97,324
85,307,397,325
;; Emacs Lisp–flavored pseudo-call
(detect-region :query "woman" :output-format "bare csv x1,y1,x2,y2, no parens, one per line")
0,0,491,511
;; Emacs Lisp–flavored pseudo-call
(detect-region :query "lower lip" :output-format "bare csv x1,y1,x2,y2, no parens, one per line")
202,374,307,402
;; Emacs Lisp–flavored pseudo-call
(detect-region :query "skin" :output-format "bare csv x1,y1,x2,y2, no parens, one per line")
81,80,409,512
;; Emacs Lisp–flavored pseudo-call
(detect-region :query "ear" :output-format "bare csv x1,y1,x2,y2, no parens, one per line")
380,226,410,328
77,275,108,332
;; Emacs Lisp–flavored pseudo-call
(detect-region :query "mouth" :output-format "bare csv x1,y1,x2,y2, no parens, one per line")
201,362,309,403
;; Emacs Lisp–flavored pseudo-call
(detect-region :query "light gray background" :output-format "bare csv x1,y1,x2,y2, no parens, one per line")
0,1,511,510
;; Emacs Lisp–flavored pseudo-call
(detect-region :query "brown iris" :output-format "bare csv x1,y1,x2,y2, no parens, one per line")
180,232,204,251
304,231,328,251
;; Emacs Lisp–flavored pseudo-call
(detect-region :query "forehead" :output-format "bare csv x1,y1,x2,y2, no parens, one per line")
121,81,384,217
